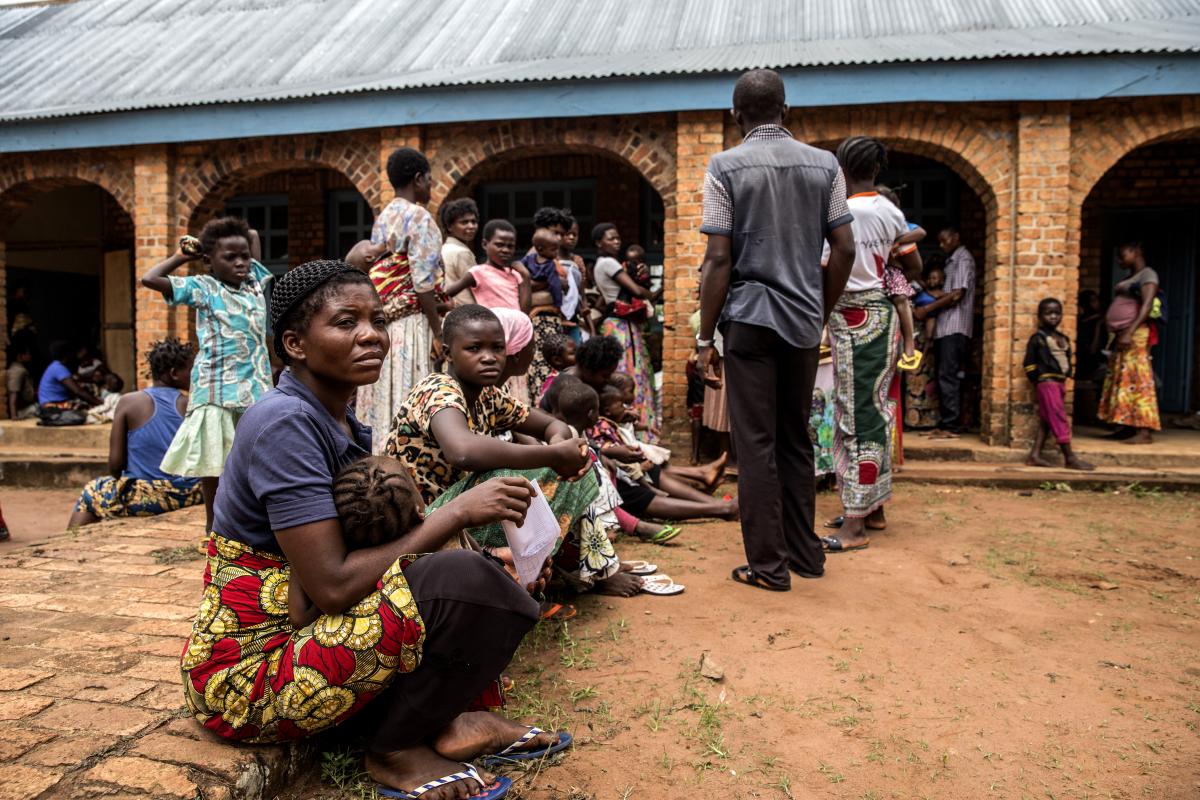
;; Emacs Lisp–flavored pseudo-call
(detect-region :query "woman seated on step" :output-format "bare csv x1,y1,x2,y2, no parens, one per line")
68,339,203,528
180,262,569,800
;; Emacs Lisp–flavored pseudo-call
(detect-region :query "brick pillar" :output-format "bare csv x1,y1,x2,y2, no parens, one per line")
133,145,174,388
661,111,724,435
379,126,423,212
1007,104,1073,446
0,240,7,416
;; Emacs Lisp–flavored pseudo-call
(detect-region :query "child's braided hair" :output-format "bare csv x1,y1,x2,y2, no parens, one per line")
333,456,424,551
146,338,194,381
836,136,888,182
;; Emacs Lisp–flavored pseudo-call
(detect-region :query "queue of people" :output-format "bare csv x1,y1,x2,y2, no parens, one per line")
1,66,1172,800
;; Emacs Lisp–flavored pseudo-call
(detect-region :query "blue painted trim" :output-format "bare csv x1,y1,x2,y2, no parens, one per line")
1,55,1197,153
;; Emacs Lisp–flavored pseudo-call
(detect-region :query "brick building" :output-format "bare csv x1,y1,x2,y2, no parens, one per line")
1,0,1198,445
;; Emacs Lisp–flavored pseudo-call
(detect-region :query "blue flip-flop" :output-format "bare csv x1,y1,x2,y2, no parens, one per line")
479,727,573,769
377,763,510,799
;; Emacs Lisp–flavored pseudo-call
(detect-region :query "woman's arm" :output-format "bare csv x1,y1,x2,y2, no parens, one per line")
141,247,198,295
613,269,651,300
514,407,574,444
62,376,101,406
513,263,532,314
288,578,320,628
277,477,535,615
444,272,477,298
429,408,587,478
897,225,926,246
1117,280,1159,349
106,395,133,476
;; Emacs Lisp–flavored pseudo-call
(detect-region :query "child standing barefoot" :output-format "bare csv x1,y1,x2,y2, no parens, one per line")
1024,298,1094,471
141,217,273,534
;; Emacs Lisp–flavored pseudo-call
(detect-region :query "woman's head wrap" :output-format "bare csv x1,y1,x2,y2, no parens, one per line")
489,307,534,356
270,259,362,356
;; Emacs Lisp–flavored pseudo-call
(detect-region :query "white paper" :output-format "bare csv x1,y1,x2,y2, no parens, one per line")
501,480,560,589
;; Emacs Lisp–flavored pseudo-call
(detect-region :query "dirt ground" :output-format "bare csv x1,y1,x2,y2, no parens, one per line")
0,488,83,551
298,485,1199,800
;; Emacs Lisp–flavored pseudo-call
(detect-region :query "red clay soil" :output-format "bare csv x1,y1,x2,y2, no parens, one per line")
302,485,1200,800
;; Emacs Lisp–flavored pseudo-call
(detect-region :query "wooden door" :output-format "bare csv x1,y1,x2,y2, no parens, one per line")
102,249,135,386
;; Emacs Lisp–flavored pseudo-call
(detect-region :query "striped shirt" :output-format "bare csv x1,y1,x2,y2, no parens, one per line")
935,245,976,339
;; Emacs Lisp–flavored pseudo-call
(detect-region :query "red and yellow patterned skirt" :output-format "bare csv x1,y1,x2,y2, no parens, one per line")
180,534,425,743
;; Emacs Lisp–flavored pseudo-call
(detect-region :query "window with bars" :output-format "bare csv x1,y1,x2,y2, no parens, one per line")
476,180,596,256
225,194,289,274
327,190,375,261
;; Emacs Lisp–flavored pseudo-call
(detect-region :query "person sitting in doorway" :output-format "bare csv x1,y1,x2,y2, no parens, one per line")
68,339,203,527
38,340,101,413
6,340,40,420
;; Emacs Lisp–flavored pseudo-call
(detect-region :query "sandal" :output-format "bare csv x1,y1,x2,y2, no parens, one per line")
540,602,577,622
622,560,658,576
897,351,923,372
648,525,681,545
480,727,573,769
821,535,870,553
378,763,510,799
639,574,685,595
824,515,886,531
730,565,789,592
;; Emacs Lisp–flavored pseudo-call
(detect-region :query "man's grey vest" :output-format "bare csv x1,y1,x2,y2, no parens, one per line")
706,138,840,349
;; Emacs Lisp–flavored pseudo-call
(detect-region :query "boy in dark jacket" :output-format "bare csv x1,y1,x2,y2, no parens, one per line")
1024,298,1094,471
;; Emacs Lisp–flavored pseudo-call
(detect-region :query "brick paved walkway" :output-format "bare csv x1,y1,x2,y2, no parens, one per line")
0,507,301,800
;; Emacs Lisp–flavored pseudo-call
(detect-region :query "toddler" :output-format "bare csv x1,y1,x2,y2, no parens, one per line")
876,186,926,371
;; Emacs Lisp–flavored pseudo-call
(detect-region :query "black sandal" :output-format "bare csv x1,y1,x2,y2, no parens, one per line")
730,565,789,591
821,535,870,553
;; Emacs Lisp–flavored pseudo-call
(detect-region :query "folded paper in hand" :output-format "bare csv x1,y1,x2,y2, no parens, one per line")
501,480,560,589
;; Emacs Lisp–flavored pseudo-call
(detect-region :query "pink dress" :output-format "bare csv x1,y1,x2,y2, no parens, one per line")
470,264,523,310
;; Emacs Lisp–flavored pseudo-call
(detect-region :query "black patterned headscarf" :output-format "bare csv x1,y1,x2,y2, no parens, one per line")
270,259,362,358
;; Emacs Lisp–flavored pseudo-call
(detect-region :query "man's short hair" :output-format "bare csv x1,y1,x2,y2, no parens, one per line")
732,69,786,122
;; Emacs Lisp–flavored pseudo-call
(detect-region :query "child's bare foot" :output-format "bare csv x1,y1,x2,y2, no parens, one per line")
702,451,728,489
594,571,643,596
366,745,491,800
433,711,557,761
720,497,740,520
1025,453,1055,467
1066,457,1095,471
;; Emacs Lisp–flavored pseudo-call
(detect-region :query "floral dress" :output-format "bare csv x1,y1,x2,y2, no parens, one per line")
385,372,617,585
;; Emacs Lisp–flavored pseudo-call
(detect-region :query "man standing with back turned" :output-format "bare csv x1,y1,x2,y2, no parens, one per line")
697,69,856,592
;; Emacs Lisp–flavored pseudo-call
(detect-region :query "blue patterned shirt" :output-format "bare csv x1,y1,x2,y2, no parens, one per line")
167,260,273,410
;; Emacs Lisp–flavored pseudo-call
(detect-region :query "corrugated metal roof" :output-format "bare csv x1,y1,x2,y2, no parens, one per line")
1,0,1198,122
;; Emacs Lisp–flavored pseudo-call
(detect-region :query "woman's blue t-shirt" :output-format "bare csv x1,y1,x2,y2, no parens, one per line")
37,360,72,404
212,370,372,553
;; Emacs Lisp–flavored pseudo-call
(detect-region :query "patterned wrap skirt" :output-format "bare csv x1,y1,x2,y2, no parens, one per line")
425,466,617,586
829,289,900,518
526,311,564,401
76,475,202,519
357,314,436,454
599,316,660,441
1098,324,1161,431
181,534,425,743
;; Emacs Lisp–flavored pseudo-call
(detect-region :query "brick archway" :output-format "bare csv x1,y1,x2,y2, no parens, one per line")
1071,97,1200,200
174,133,382,234
424,116,676,211
0,152,135,231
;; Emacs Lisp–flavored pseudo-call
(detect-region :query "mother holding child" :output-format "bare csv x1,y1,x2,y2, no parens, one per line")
180,261,578,800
